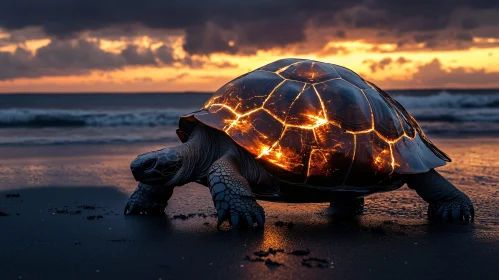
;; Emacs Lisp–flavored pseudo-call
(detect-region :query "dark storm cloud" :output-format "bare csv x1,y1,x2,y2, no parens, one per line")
363,57,392,73
413,33,438,43
455,32,474,41
2,1,498,55
461,18,479,30
395,57,412,65
35,40,126,70
155,45,175,64
412,58,499,87
183,24,239,55
120,45,156,65
0,39,190,80
0,41,128,80
363,56,412,73
0,48,37,80
207,61,238,68
0,38,238,80
363,57,499,88
335,30,347,38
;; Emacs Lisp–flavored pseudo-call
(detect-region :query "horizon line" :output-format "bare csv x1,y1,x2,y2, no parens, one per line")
1,88,499,95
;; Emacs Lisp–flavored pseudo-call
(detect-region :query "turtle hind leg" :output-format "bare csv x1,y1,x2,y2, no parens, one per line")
124,182,174,215
329,197,365,216
404,169,474,223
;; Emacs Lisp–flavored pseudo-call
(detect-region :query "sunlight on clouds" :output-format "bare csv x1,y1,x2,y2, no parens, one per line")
96,39,127,53
0,38,50,53
323,41,398,53
0,44,16,52
205,42,499,84
25,39,51,52
1,31,499,92
474,37,499,44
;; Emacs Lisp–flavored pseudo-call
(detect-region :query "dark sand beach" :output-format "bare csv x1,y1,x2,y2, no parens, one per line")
1,137,498,280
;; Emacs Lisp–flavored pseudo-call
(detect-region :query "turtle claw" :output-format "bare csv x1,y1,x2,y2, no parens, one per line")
229,213,265,229
124,202,137,215
217,209,229,228
245,215,254,228
230,215,240,228
428,191,474,223
124,183,171,216
255,214,265,228
441,210,448,221
214,196,265,229
464,210,471,222
451,209,461,220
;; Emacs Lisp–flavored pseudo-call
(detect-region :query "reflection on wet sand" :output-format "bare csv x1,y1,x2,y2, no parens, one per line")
0,138,498,279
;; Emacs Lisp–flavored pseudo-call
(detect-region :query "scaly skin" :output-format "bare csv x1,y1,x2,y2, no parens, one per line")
427,192,474,222
124,182,174,215
124,125,475,228
208,154,265,228
405,169,474,222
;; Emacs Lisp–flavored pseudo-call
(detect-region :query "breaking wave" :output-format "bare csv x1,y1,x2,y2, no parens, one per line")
409,108,499,123
0,108,197,128
393,91,499,109
0,135,179,146
0,91,498,129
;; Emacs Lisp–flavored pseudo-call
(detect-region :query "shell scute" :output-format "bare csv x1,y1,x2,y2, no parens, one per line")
258,58,307,72
259,127,316,180
331,65,370,90
194,106,236,131
264,80,306,122
393,136,428,173
345,133,392,186
182,58,451,189
315,79,372,131
227,110,284,157
307,124,355,186
205,70,283,114
284,84,324,127
412,133,447,167
280,61,341,83
363,88,404,140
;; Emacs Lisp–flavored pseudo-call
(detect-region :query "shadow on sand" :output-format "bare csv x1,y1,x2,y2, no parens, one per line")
0,186,497,280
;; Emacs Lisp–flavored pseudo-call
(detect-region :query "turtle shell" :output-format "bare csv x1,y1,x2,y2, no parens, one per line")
179,58,451,189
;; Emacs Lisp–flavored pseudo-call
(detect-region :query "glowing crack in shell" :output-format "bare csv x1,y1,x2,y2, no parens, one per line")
186,58,450,186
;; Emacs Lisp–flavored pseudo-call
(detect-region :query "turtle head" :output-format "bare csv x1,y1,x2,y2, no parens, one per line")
130,147,183,186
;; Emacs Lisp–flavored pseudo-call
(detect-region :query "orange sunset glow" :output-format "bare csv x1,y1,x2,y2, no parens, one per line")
1,2,499,92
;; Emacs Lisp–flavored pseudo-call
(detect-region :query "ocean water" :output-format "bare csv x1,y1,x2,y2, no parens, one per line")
0,89,498,146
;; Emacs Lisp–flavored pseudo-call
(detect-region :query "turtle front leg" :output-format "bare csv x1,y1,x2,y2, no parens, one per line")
208,155,265,229
405,169,474,222
124,182,174,215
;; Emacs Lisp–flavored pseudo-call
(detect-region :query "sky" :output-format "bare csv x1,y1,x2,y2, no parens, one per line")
1,0,499,93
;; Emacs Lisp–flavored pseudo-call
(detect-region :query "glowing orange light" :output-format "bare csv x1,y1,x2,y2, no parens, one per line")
306,114,328,126
260,146,270,156
199,62,423,179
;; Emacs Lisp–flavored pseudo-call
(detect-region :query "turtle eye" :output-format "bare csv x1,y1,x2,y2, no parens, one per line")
142,158,157,170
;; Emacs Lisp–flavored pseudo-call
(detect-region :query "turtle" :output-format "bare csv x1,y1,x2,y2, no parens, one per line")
124,58,474,228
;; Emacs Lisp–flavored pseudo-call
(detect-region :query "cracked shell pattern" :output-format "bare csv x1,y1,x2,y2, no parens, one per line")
183,58,451,188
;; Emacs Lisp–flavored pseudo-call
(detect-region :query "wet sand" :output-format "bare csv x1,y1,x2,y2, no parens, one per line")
0,137,498,280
